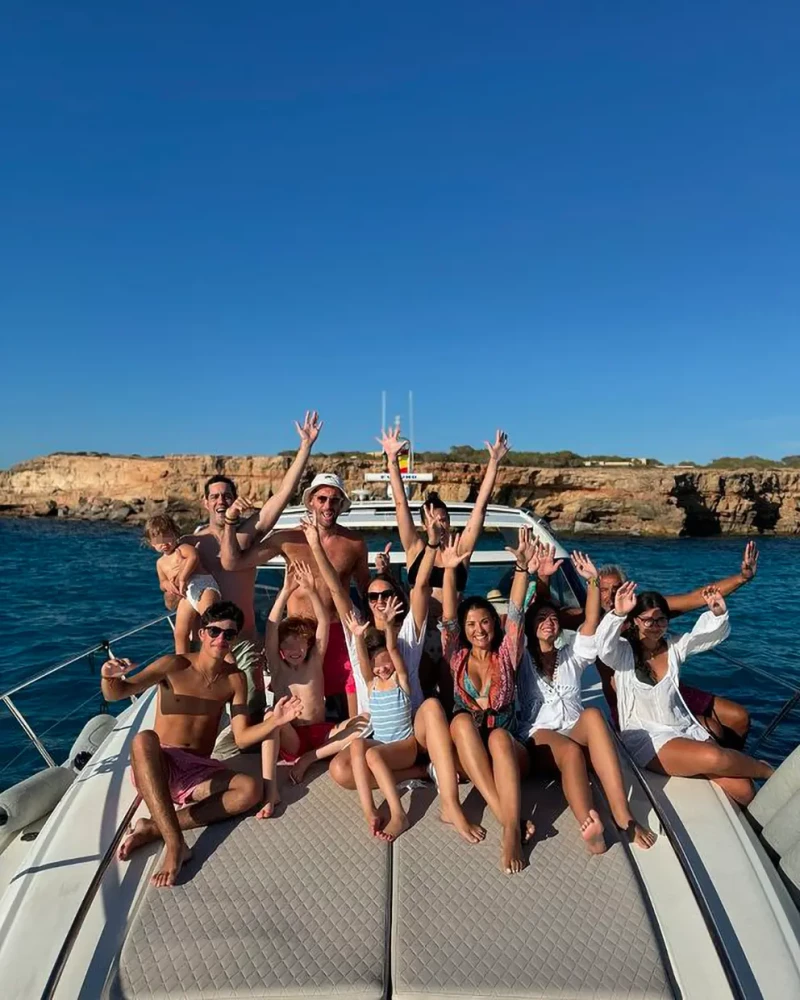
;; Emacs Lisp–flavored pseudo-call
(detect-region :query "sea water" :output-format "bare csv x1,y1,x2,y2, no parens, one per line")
1,519,798,791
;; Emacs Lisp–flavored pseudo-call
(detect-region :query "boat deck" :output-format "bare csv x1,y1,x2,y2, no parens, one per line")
111,769,672,1000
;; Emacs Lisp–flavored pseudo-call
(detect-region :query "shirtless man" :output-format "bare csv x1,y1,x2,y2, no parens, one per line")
187,411,323,638
536,541,758,747
221,472,370,718
102,601,302,888
258,562,365,815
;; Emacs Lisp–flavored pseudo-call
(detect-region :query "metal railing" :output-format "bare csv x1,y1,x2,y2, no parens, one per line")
0,614,175,777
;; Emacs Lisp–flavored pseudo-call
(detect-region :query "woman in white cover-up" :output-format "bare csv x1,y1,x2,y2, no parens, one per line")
595,582,773,804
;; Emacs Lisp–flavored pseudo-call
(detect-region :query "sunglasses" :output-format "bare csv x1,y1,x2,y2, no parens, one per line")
367,590,395,603
203,625,239,640
636,616,668,629
315,495,342,507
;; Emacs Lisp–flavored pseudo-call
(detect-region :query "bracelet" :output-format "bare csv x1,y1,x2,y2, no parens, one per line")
588,577,599,588
426,541,439,549
515,564,527,573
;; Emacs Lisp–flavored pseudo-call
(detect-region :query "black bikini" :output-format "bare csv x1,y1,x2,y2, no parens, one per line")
407,547,469,591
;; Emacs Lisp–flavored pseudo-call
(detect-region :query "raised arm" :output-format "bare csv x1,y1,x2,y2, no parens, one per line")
384,597,410,695
441,536,467,623
571,551,601,636
229,673,303,750
594,582,638,671
456,430,509,557
378,427,421,559
671,586,731,662
300,513,355,623
344,611,373,685
666,541,758,616
265,565,298,672
409,518,440,635
218,496,279,570
256,412,322,533
293,560,330,661
101,654,185,702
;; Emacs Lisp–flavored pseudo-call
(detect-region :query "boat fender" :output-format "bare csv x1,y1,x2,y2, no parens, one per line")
750,744,800,829
762,789,800,858
67,713,116,771
0,766,75,833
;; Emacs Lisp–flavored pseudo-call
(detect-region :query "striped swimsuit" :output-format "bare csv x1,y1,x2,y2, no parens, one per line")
369,683,413,744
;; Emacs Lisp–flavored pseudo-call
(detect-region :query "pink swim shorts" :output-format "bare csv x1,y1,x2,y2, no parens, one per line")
322,621,356,696
131,744,228,807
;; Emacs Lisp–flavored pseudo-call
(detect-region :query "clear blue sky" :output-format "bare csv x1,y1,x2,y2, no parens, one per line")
2,2,799,467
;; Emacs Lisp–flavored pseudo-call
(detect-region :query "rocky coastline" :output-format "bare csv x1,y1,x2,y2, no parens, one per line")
1,452,799,537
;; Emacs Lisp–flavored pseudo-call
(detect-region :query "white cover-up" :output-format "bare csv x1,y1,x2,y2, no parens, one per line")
185,573,221,612
514,631,598,740
594,609,730,765
344,610,427,715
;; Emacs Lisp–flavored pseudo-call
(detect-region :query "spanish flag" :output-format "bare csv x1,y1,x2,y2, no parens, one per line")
398,448,410,474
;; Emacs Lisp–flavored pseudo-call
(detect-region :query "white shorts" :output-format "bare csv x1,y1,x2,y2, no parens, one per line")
185,574,221,612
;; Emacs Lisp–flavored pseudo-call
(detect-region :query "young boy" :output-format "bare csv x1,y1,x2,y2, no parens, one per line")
145,514,221,654
258,562,365,817
101,601,303,888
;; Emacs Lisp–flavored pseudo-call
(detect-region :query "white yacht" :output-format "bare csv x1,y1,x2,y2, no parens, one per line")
1,502,799,1000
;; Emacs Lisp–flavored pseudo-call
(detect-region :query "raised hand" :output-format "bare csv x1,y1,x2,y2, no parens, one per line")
225,496,258,523
538,543,565,579
485,429,510,464
614,581,638,616
280,564,301,596
702,585,727,616
101,657,135,679
505,526,533,569
441,533,469,569
292,560,316,592
377,425,408,461
570,550,599,581
426,516,443,548
299,512,321,546
741,540,759,581
383,594,403,625
272,694,304,725
344,610,369,637
295,410,323,448
375,542,392,576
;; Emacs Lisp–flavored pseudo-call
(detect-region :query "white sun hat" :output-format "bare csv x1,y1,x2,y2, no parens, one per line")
302,473,352,513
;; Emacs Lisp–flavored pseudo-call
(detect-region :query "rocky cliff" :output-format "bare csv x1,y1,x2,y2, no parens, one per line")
1,453,798,536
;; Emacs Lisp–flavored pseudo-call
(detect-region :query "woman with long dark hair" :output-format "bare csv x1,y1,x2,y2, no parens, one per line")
517,552,655,852
595,582,773,804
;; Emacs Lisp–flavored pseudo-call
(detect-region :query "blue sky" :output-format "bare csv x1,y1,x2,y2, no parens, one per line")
1,2,799,467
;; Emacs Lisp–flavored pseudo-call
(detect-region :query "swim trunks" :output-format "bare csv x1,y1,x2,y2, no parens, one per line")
279,721,335,763
679,683,715,718
130,744,228,806
184,573,221,612
322,622,356,696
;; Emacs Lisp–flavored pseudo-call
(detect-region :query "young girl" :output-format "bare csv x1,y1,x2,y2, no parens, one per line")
257,562,364,817
302,512,485,845
441,527,537,874
344,598,416,841
144,514,221,654
517,551,656,853
596,582,773,804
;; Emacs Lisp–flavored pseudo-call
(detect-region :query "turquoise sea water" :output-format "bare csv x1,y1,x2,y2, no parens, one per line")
1,519,799,792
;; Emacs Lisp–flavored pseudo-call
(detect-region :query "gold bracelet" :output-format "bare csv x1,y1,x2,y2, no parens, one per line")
588,577,599,587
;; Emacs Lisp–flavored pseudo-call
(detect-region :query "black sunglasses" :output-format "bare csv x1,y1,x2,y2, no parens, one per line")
204,625,239,640
367,589,395,603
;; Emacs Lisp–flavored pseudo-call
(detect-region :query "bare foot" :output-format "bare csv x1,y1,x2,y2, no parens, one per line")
151,840,192,889
580,809,607,855
522,819,536,843
501,825,526,874
368,814,385,839
256,801,276,820
379,812,409,843
620,819,657,850
118,818,158,860
440,805,486,844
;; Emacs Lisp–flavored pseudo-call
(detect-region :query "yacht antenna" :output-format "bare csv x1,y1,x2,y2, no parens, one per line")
408,390,414,474
381,390,387,435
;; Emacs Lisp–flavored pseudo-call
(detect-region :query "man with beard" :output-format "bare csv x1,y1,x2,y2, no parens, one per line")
221,472,370,718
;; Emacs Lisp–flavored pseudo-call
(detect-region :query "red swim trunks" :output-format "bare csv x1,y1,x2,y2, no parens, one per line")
279,721,335,763
131,744,228,807
679,683,715,718
322,621,356,696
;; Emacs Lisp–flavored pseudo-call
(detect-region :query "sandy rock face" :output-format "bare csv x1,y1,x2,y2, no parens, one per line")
1,453,799,536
